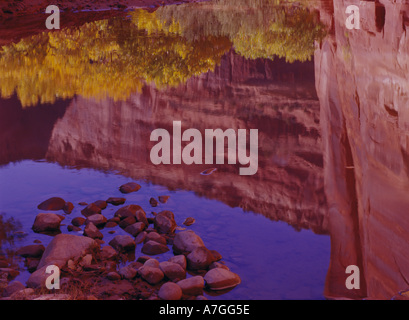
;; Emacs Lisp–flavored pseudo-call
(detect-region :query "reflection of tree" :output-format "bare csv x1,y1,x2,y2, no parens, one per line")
0,213,22,247
154,0,326,62
0,0,325,106
0,13,231,107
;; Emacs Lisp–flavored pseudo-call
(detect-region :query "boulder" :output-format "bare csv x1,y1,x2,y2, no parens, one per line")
135,209,149,227
36,234,98,270
141,240,169,255
159,261,186,281
187,246,214,270
183,217,195,226
173,230,205,254
149,198,158,207
124,222,145,237
119,266,137,280
86,214,107,228
119,182,141,194
119,216,137,229
67,225,81,232
204,268,241,291
106,197,126,206
32,213,64,234
158,196,170,204
93,200,107,210
62,202,74,214
83,222,103,240
168,255,187,270
2,281,26,297
158,282,182,300
143,259,160,268
71,217,86,227
108,235,135,253
114,205,143,220
154,211,176,234
138,266,164,284
144,232,167,245
81,203,101,217
177,276,204,296
37,197,66,211
209,262,230,271
15,244,45,258
27,234,97,288
107,272,121,281
100,246,118,260
135,231,147,244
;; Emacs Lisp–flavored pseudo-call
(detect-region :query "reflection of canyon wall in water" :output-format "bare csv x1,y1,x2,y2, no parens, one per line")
45,49,328,234
0,95,69,165
316,0,409,299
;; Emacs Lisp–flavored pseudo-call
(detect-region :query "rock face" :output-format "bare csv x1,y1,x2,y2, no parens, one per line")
32,213,64,234
314,0,409,300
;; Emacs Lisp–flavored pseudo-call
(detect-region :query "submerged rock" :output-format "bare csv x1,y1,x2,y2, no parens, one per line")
63,202,74,214
15,244,45,258
149,198,158,207
158,196,170,204
84,222,103,240
106,197,126,206
86,214,107,229
119,182,141,194
183,217,196,226
37,197,66,211
81,203,101,217
93,200,107,210
32,213,64,234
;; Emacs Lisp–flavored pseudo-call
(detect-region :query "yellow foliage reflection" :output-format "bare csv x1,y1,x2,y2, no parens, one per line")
0,0,325,107
0,13,231,107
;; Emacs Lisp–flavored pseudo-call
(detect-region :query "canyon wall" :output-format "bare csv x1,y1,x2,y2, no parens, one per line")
316,0,409,299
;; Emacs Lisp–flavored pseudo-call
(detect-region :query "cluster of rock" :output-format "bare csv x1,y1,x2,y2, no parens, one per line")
1,182,241,300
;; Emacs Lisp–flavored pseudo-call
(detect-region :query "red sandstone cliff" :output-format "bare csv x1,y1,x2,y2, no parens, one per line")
316,0,409,299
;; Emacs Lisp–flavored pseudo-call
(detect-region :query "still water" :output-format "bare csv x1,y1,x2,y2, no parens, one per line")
4,0,406,300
